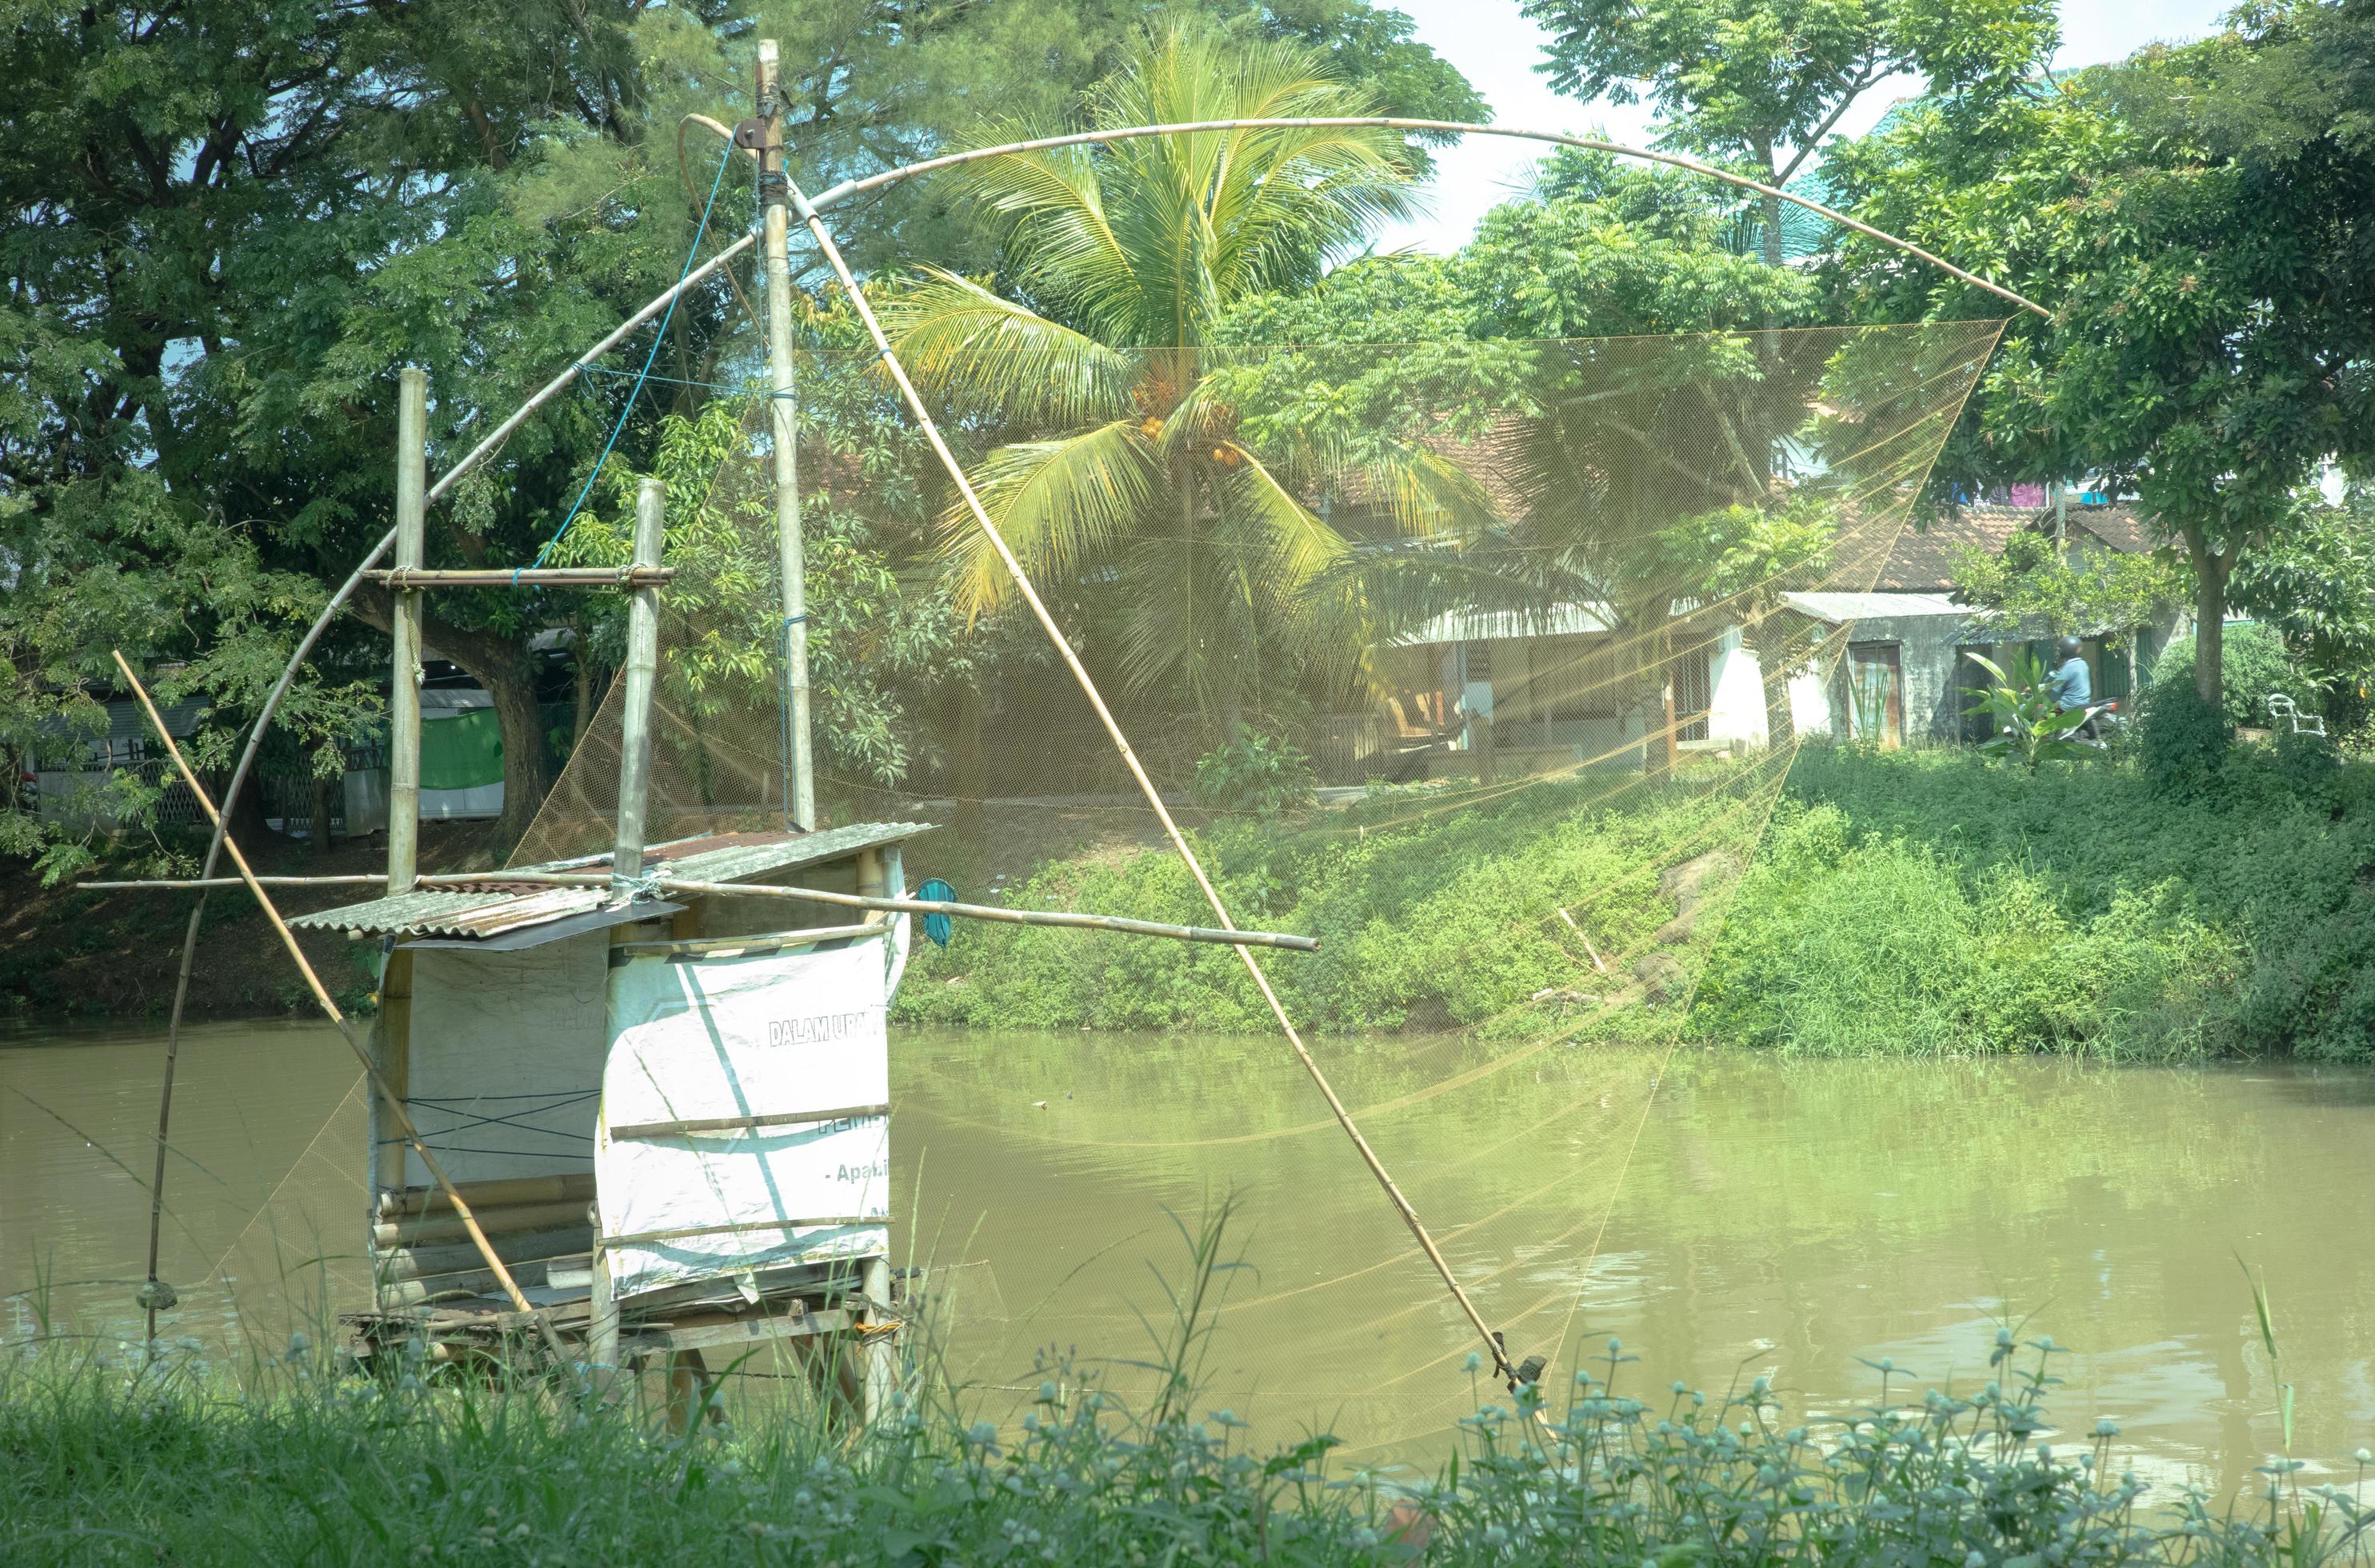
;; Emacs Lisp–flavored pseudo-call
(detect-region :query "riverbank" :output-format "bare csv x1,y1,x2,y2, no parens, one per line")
0,822,517,1021
895,741,2375,1061
16,742,2374,1058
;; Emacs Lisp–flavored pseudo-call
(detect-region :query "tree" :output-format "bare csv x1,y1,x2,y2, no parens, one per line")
1950,527,2186,649
1519,0,2054,266
887,27,1461,731
1821,0,2375,712
1209,154,1845,770
0,1,1481,860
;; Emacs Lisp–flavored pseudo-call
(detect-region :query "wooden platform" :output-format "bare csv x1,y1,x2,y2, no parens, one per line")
344,1177,906,1422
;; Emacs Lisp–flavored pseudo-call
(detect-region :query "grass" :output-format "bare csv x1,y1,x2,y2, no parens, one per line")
7,1205,2373,1566
898,737,2375,1062
896,759,1783,1038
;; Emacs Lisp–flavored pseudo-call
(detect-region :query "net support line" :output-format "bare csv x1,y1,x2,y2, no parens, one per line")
786,185,1522,1384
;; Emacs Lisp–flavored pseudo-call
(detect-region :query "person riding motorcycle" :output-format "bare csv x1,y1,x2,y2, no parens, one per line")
2045,635,2099,738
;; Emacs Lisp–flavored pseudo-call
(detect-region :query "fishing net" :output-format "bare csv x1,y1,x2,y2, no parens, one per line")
510,315,2003,1458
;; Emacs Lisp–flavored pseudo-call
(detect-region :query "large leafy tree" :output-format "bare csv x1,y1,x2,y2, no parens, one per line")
1520,0,2057,265
0,1,1479,858
888,27,1473,730
1821,0,2375,707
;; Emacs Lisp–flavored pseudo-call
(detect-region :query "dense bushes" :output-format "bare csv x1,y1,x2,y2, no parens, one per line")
2153,620,2319,728
1701,742,2375,1060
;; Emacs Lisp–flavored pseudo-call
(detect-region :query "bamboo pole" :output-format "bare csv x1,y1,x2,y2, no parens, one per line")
83,875,391,889
611,478,664,883
110,650,546,1327
389,369,426,894
781,178,1517,1381
77,870,1319,951
801,118,2051,320
452,870,1323,952
756,40,818,830
365,567,676,590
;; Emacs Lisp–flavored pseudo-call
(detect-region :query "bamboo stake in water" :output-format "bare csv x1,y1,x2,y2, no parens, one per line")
782,177,1517,1381
111,650,542,1322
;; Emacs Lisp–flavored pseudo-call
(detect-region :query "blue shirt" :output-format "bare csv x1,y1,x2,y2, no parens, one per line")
2047,656,2092,709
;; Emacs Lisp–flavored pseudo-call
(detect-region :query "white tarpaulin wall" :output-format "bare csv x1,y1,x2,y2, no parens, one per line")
598,936,895,1300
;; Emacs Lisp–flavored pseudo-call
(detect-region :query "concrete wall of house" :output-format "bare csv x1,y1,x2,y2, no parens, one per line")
1706,626,1767,749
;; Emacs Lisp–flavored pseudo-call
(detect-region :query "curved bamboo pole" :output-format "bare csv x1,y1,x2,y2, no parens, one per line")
799,117,2052,321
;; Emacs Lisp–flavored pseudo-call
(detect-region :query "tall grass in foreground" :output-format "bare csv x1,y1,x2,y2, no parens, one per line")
6,1208,2371,1566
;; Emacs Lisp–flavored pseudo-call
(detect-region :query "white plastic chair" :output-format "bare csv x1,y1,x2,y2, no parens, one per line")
2268,693,2327,736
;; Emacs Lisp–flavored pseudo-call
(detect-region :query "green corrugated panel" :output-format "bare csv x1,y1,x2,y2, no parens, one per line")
420,707,504,791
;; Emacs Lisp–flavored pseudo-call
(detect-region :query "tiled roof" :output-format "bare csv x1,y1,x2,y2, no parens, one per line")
1873,507,2029,590
289,821,934,940
1874,501,2157,590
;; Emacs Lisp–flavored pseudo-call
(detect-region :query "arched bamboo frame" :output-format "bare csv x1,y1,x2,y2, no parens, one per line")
134,115,2041,1344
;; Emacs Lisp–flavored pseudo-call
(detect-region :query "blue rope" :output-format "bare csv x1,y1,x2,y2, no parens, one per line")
515,143,738,583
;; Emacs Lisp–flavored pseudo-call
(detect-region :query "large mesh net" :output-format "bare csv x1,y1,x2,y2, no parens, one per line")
508,316,1999,1459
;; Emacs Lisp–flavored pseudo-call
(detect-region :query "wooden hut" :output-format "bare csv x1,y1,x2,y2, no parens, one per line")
294,819,930,1412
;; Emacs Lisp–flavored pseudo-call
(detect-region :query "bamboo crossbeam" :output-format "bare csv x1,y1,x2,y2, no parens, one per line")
379,1172,596,1221
110,651,550,1334
607,1103,890,1142
366,566,677,590
83,876,389,890
446,870,1322,952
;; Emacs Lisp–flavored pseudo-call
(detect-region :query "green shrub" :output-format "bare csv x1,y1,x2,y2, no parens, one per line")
1189,724,1317,818
2153,620,2318,728
2135,680,2231,795
1689,799,2218,1058
2275,727,2346,814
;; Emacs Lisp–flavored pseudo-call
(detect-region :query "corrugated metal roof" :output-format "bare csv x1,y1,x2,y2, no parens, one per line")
289,821,933,939
1782,590,1970,622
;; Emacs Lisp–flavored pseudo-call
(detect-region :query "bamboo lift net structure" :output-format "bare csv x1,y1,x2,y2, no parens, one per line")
509,311,2001,1450
84,82,2017,1457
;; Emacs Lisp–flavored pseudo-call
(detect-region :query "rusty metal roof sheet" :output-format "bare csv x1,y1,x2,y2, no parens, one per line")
287,821,933,940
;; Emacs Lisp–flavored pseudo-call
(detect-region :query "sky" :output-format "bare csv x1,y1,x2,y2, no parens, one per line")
1373,0,2242,255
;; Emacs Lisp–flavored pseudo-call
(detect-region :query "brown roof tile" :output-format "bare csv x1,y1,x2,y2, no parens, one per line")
1874,500,2159,590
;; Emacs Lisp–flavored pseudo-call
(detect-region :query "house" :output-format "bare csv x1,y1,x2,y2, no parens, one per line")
1353,497,2182,774
1783,499,2185,746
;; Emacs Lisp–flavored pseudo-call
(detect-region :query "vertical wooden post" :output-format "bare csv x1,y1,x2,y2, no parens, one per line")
612,478,664,883
756,39,817,831
587,1198,618,1370
859,1254,895,1426
388,367,427,893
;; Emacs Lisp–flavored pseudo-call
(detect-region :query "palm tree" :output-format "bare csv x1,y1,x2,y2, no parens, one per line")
887,28,1469,731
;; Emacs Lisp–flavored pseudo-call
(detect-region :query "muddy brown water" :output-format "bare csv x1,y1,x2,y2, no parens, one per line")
6,1017,2373,1493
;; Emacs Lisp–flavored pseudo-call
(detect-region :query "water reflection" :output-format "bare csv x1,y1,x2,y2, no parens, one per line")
6,1020,2373,1496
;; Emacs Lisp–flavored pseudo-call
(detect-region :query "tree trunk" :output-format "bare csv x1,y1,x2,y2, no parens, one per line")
2185,523,2229,710
572,641,598,750
310,770,336,859
952,681,987,845
352,592,554,855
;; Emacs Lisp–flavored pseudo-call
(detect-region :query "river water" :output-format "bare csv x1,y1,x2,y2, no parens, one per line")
6,1017,2373,1494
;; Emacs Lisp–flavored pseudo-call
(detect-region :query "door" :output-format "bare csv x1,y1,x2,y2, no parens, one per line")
1848,642,1904,747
